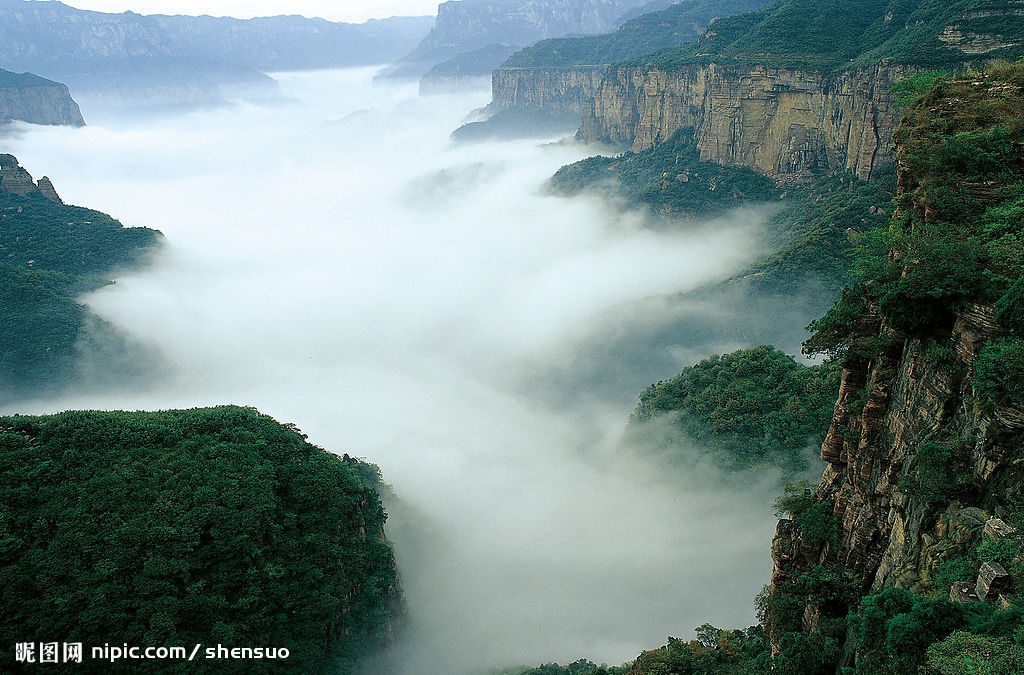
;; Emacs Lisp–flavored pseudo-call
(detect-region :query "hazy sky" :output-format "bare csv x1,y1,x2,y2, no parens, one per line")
57,0,439,22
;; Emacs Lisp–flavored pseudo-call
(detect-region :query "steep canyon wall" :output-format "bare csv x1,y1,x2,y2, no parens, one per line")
578,62,910,182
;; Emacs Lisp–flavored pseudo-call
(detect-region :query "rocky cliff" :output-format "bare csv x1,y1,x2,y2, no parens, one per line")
573,0,1024,182
485,0,770,120
0,70,84,127
491,65,608,115
0,153,64,202
579,61,907,182
767,62,1024,660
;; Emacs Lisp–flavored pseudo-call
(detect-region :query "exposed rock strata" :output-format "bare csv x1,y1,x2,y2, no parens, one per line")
491,66,608,117
579,62,910,182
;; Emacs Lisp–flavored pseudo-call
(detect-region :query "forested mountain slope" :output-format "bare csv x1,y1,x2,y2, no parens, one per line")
0,155,161,404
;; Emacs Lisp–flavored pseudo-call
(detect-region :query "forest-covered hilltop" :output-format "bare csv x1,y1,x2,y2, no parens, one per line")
0,406,402,673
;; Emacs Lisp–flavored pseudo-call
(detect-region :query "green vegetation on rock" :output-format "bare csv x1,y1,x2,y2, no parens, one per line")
0,181,161,403
806,61,1024,359
626,0,1024,72
629,345,840,472
501,0,770,69
548,130,780,218
0,406,400,673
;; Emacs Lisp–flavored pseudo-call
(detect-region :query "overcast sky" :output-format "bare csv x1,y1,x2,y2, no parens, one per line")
57,0,440,22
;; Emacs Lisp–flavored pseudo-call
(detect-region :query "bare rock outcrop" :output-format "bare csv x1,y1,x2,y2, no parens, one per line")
579,61,909,182
0,154,64,203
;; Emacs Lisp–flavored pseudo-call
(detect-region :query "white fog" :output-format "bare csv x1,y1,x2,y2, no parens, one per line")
4,68,783,673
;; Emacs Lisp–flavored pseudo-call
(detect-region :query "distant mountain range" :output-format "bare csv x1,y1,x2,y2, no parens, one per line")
386,0,662,83
0,0,433,111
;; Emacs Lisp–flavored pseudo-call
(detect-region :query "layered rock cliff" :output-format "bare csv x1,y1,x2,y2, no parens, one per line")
579,61,907,182
767,62,1024,660
0,70,84,127
483,0,769,130
491,65,608,115
573,0,1024,182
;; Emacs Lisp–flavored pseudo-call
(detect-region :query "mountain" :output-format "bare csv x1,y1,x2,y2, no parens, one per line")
509,57,1024,675
579,0,1024,182
150,13,434,72
457,0,771,140
0,0,273,110
0,68,84,126
0,406,402,674
763,59,1024,673
0,155,162,403
0,1,433,112
384,0,657,81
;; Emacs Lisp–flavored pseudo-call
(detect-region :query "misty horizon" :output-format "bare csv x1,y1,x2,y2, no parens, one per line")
3,67,786,673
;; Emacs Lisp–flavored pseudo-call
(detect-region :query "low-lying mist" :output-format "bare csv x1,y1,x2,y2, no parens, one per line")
6,68,784,673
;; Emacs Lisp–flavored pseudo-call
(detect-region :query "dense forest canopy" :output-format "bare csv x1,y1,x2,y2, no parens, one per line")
629,345,840,473
0,406,400,673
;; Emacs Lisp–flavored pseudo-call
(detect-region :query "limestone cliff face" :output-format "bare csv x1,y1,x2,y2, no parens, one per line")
0,76,85,127
490,65,607,115
579,62,909,182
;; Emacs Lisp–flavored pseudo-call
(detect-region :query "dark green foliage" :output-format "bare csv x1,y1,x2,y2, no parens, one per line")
749,173,896,295
504,659,626,675
898,440,975,502
891,70,951,110
924,631,1024,675
773,479,815,518
994,276,1024,335
0,188,161,401
547,130,779,218
773,631,841,675
0,406,399,673
0,264,89,391
851,587,1024,675
803,285,872,360
0,191,158,276
774,482,842,545
626,0,1024,72
932,556,980,594
626,626,770,674
972,338,1024,414
631,345,840,472
501,0,770,69
795,502,842,546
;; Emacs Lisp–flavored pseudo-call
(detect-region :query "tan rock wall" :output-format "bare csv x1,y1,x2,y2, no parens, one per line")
490,66,608,116
579,62,909,182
